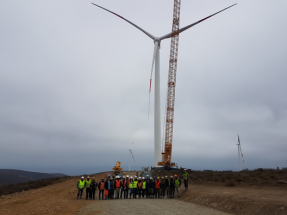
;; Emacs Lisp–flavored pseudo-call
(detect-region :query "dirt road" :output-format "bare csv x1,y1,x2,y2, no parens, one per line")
79,199,229,215
0,171,286,215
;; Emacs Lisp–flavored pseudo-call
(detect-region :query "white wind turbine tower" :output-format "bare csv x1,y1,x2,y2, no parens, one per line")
92,2,237,167
237,134,244,171
128,141,135,172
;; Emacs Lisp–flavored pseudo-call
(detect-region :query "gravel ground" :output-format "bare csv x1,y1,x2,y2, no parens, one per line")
79,199,231,215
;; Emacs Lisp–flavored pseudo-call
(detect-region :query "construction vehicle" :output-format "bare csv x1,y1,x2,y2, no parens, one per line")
112,161,123,175
157,0,181,169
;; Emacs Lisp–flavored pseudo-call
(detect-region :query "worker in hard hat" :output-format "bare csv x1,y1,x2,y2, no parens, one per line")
115,176,121,199
128,176,134,199
121,176,128,199
169,176,175,198
164,176,170,198
98,178,105,200
137,177,143,198
182,169,189,191
145,176,151,198
90,177,98,200
160,177,166,198
174,175,181,198
150,176,155,198
104,176,111,199
109,177,115,199
133,176,138,199
154,176,161,198
85,176,92,200
142,177,146,198
76,176,85,199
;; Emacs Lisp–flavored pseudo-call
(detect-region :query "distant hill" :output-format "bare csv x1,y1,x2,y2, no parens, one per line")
0,169,67,187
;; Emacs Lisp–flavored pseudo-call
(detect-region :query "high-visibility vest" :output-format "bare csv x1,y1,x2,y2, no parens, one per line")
138,181,142,189
129,181,134,189
133,180,138,188
78,180,85,189
155,180,160,189
116,180,121,188
100,182,105,190
175,179,180,187
85,180,91,188
142,181,146,189
183,172,188,180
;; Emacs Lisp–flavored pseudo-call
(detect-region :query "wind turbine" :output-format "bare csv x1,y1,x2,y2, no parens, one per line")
128,141,135,171
237,134,244,171
92,2,237,167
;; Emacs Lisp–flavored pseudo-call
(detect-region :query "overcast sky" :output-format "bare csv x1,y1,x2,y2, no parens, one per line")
1,0,287,176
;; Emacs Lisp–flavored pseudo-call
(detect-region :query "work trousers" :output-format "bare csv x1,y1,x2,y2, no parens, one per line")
115,188,120,199
133,188,138,199
149,188,154,197
122,189,128,198
160,188,166,198
184,179,188,190
129,188,133,198
166,187,170,198
90,189,96,200
154,188,160,198
77,188,83,198
99,190,104,199
142,189,145,198
175,187,181,198
86,188,91,199
138,189,142,198
145,189,149,198
109,189,114,199
169,188,175,198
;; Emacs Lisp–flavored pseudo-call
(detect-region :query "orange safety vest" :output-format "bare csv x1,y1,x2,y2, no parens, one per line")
155,180,161,189
100,182,105,190
138,181,142,189
116,180,121,188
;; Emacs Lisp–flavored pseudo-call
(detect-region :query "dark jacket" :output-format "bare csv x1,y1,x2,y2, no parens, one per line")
160,180,166,189
169,179,175,188
150,180,155,189
90,180,98,190
146,180,151,189
165,179,169,187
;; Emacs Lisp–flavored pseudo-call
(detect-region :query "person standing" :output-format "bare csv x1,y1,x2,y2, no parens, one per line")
182,169,189,191
154,177,161,198
115,176,121,199
142,177,146,198
165,176,170,198
85,176,92,200
174,175,181,198
77,176,85,199
169,176,175,198
121,176,128,199
105,176,111,199
150,177,155,198
90,177,98,200
98,178,105,200
133,176,138,199
160,177,166,198
129,176,134,199
145,176,151,198
110,177,115,199
137,177,143,198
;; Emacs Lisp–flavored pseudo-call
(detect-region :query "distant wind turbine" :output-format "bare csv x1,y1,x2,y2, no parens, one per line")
237,134,244,171
92,2,237,166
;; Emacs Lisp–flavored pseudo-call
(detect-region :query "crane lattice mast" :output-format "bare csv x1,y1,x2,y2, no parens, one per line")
158,0,181,167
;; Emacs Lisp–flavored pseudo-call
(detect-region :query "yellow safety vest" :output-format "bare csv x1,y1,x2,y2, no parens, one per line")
142,181,146,189
85,180,91,188
175,179,180,187
133,180,138,188
129,181,134,189
183,172,188,180
78,180,85,189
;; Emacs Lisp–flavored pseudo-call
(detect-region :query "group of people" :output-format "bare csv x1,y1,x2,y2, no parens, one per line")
77,170,189,200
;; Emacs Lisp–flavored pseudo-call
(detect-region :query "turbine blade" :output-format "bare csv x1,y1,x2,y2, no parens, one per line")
159,3,237,40
238,134,240,144
92,3,155,40
131,150,135,162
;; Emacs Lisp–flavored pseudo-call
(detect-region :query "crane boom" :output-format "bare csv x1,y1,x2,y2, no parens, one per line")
158,0,181,168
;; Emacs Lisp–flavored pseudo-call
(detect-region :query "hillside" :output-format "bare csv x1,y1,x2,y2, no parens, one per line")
0,169,66,186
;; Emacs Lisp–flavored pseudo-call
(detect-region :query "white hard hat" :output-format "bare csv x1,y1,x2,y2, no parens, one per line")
165,176,168,178
123,176,125,178
138,177,141,179
134,176,137,178
150,177,153,179
147,175,149,177
126,175,129,177
81,176,84,179
87,176,90,178
130,176,133,178
142,177,145,179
